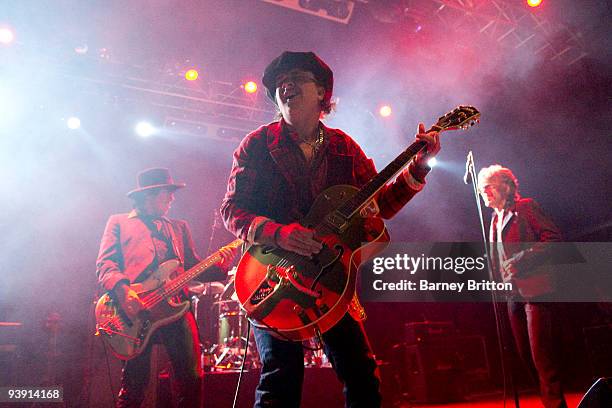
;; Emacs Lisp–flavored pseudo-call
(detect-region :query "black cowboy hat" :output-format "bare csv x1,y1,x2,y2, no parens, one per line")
126,168,186,198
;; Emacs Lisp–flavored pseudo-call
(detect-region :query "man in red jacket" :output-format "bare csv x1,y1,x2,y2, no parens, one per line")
97,167,235,407
221,51,441,407
478,164,567,408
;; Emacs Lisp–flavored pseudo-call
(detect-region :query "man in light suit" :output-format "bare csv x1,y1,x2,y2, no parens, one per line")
97,167,235,408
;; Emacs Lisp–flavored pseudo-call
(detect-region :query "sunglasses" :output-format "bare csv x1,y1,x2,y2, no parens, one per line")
275,72,318,88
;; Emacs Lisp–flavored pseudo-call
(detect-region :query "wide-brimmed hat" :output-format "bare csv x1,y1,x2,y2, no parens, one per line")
262,51,333,104
126,168,186,198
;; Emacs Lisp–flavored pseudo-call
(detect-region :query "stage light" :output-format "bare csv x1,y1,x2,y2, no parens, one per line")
264,0,355,24
185,69,199,81
0,28,15,45
527,0,542,7
427,158,438,168
74,44,89,55
379,105,392,117
244,81,258,94
67,117,81,130
135,121,156,138
98,47,111,60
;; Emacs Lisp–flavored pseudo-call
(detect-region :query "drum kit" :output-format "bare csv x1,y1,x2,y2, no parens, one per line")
188,268,260,372
188,267,331,371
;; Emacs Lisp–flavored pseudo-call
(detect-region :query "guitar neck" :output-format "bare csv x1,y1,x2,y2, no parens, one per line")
337,126,440,219
162,239,242,298
335,105,479,221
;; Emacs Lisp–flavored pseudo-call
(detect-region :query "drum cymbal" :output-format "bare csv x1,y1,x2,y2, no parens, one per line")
212,299,240,305
188,281,225,296
207,282,225,295
187,282,206,295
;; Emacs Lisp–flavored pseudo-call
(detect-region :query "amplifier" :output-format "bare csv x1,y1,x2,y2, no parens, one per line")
404,321,455,344
0,322,23,386
392,335,489,403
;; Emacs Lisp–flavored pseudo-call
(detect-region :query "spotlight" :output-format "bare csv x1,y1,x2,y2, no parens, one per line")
185,69,199,81
244,81,258,94
74,44,89,55
135,121,156,138
67,117,81,130
427,158,438,168
379,105,392,118
0,27,15,45
98,47,111,60
527,0,542,7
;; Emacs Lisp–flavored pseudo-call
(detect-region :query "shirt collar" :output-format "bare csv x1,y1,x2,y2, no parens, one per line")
280,118,326,145
128,209,167,222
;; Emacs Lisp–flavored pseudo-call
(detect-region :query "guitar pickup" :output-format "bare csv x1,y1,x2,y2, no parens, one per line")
325,212,349,232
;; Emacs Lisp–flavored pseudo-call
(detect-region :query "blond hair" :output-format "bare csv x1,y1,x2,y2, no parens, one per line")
478,164,520,204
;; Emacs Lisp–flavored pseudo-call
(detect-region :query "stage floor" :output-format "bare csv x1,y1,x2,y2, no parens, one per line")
409,392,583,407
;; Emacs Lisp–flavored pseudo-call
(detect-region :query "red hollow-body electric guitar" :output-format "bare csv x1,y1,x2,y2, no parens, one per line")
235,106,480,341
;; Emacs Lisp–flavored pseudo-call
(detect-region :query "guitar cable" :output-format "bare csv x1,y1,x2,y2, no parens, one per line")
232,319,251,408
89,290,119,407
101,333,118,407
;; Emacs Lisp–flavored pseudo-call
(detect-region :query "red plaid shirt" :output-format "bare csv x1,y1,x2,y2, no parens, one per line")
221,119,429,243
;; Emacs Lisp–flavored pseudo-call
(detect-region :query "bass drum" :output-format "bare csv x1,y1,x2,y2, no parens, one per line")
217,299,247,346
217,274,247,347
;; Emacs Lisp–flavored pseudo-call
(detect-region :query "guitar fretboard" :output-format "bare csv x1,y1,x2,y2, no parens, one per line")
143,239,242,306
337,140,427,218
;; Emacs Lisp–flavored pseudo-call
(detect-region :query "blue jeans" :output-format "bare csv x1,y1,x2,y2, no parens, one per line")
253,313,381,408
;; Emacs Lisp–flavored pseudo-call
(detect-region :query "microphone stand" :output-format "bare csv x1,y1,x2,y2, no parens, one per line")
464,151,520,408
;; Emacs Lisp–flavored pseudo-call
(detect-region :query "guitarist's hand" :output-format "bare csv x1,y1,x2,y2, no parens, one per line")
116,284,145,320
217,245,239,271
502,251,524,282
275,223,322,257
413,122,441,168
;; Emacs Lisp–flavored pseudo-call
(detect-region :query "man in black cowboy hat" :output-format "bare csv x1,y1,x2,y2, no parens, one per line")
97,168,236,407
221,51,441,407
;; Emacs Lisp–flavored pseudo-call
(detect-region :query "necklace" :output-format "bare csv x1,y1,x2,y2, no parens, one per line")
300,127,324,151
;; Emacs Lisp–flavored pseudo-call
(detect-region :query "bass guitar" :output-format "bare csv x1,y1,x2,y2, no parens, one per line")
95,239,242,360
235,106,480,341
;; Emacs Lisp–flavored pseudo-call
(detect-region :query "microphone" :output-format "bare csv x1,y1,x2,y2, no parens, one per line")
463,150,473,185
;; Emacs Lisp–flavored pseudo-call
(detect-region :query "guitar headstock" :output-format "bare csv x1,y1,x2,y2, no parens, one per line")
434,105,480,131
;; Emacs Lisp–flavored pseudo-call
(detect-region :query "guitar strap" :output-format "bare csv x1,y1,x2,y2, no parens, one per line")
161,217,184,266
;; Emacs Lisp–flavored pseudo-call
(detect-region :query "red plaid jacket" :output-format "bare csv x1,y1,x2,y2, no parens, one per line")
221,120,428,243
